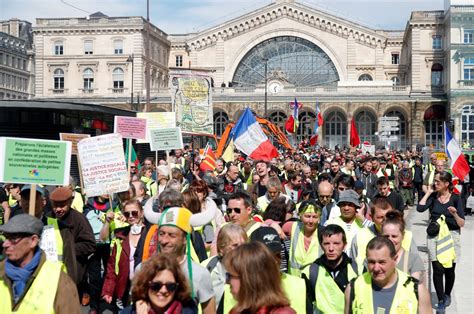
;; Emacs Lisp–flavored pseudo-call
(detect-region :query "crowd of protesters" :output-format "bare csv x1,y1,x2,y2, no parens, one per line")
0,142,473,314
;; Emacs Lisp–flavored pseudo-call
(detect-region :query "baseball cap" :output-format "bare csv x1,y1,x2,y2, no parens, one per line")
250,226,282,254
0,214,43,235
20,184,47,197
50,186,73,202
337,190,361,208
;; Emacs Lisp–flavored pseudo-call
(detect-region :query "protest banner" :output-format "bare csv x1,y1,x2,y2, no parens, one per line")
0,137,72,216
77,133,129,197
136,112,176,144
149,127,184,151
114,116,147,175
170,69,214,135
60,133,91,194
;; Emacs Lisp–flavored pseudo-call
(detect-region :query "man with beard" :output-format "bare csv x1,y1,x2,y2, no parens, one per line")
283,170,303,203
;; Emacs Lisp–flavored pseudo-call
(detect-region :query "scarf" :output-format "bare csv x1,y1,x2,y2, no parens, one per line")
5,248,42,303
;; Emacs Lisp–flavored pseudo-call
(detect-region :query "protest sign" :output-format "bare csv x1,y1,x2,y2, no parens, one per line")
0,137,71,186
114,116,147,140
136,112,176,143
362,143,376,155
77,133,129,197
149,127,184,151
60,133,91,155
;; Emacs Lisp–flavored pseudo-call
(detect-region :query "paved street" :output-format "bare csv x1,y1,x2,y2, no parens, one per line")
406,206,474,313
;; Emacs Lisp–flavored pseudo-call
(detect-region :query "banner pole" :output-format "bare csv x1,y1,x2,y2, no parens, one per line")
29,184,37,216
78,157,85,195
166,150,172,180
127,138,132,180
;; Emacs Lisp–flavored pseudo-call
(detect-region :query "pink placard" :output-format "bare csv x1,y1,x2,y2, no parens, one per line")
114,116,147,139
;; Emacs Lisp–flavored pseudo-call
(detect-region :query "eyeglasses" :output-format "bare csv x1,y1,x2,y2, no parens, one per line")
4,234,31,245
225,272,239,284
123,210,139,218
148,281,178,293
226,207,241,215
338,187,348,192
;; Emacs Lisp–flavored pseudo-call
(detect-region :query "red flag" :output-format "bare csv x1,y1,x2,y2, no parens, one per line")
285,115,296,133
200,147,217,172
350,119,361,147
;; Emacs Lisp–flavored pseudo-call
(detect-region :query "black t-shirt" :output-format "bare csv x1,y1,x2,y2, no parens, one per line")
375,191,405,212
417,193,464,230
0,188,7,204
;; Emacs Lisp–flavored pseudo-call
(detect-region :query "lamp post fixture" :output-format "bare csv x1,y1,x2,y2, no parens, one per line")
126,54,134,111
263,57,268,118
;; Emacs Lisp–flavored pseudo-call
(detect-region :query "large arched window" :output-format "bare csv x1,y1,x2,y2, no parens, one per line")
83,68,94,90
53,68,64,90
431,63,443,86
213,111,229,137
424,105,446,148
355,110,377,145
384,110,407,150
461,105,474,145
112,67,124,90
269,111,288,132
232,36,339,87
297,111,316,142
324,111,347,148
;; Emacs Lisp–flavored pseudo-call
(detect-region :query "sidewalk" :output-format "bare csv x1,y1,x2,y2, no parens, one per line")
406,207,474,313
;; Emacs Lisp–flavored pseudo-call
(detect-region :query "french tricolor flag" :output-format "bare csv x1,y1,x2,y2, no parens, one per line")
444,122,469,180
231,108,279,161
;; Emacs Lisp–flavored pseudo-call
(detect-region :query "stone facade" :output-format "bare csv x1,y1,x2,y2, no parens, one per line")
33,12,170,111
0,19,34,100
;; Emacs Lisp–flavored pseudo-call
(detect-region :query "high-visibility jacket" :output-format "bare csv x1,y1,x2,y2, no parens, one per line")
257,195,270,212
353,227,413,274
308,262,357,313
222,273,306,314
351,270,419,314
377,168,395,189
289,222,321,277
71,191,84,213
140,176,157,196
0,260,61,313
325,217,364,253
436,215,456,268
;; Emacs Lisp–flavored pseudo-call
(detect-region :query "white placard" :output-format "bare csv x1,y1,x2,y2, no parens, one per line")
149,127,184,151
136,112,176,143
77,133,129,197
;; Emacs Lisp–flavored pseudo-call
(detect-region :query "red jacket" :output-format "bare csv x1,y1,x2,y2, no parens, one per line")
102,228,135,299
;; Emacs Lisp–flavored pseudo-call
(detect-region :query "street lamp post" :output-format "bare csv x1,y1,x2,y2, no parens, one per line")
263,58,268,118
126,54,134,111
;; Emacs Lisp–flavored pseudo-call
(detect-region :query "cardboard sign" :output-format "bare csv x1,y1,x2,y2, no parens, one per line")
136,112,176,143
149,127,183,151
0,137,71,185
77,133,129,197
60,133,91,155
114,116,147,140
362,144,376,155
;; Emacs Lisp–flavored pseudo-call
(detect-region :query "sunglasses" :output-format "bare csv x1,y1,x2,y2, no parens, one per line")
4,234,32,244
148,281,178,293
123,210,139,218
226,207,241,215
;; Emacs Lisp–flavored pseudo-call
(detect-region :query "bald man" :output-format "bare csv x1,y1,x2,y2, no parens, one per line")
318,181,340,226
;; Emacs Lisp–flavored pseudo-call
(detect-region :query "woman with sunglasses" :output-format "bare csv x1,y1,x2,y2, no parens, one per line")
223,242,296,314
102,199,147,311
417,171,464,311
122,254,197,314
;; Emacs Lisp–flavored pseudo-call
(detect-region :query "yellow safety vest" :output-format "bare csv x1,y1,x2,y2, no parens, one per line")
222,273,306,314
44,217,64,262
354,228,413,274
140,176,157,196
309,263,357,314
71,191,84,213
352,270,419,314
326,217,364,252
8,195,18,208
257,195,270,212
0,259,61,313
436,215,456,268
289,222,321,277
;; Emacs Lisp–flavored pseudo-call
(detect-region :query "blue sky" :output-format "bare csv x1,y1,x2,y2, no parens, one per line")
0,0,445,33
